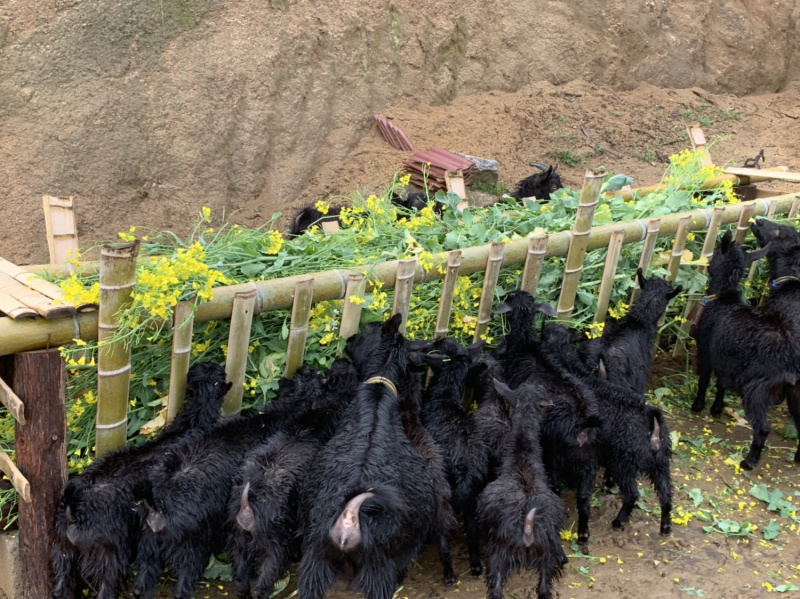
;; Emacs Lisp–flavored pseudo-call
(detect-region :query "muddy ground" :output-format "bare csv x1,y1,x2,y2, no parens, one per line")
135,350,800,599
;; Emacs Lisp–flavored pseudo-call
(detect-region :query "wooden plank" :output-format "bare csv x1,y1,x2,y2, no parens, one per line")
724,167,800,183
473,243,505,342
687,124,713,166
223,288,257,418
0,258,76,305
446,169,469,211
284,279,314,379
13,348,67,599
0,273,74,319
0,453,30,503
42,196,79,267
0,375,26,424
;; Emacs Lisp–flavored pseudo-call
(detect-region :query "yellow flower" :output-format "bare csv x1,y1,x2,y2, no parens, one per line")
348,295,366,305
265,229,284,255
315,200,330,215
202,206,211,223
399,174,411,187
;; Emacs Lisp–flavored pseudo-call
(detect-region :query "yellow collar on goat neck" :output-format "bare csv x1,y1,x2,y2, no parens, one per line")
365,376,398,396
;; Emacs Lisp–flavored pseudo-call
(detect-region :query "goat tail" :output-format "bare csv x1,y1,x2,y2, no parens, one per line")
645,404,668,453
236,481,256,532
329,486,407,553
522,507,537,547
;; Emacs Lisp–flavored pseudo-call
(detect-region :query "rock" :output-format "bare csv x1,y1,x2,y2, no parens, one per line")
454,152,499,186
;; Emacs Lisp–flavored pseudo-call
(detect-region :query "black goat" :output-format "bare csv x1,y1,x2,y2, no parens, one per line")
468,349,513,480
691,230,800,469
344,319,459,584
478,381,567,599
510,162,563,202
298,314,437,599
50,362,230,599
289,205,343,237
751,218,800,325
580,268,682,394
132,367,326,599
420,338,489,577
541,323,673,536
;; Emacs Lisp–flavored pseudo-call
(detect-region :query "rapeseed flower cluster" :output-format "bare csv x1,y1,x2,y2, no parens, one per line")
60,274,100,305
264,230,284,255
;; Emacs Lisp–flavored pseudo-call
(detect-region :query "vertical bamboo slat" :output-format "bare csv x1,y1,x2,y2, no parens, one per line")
392,259,417,334
733,201,757,243
42,196,79,268
556,170,606,320
95,241,139,457
789,195,800,218
339,274,365,342
520,234,548,297
223,289,257,418
748,199,778,282
435,251,462,339
473,243,505,343
672,206,725,357
654,216,691,347
630,219,661,304
593,229,625,324
166,301,195,424
284,279,314,379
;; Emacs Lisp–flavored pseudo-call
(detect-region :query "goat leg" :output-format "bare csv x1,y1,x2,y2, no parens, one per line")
297,550,337,599
484,546,511,599
710,382,727,417
786,386,800,463
536,552,565,599
691,360,713,413
49,541,78,599
463,498,483,577
576,473,594,552
172,542,212,599
133,528,162,599
252,546,290,599
611,476,639,530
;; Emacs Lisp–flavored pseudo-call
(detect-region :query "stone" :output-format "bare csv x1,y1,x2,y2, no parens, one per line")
454,152,499,186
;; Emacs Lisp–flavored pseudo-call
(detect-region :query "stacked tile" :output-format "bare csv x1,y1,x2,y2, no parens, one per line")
403,147,475,191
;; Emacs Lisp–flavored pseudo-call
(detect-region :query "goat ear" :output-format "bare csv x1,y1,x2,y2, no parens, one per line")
408,338,436,352
720,229,733,253
744,243,771,265
408,351,445,368
534,302,557,317
467,340,487,357
666,285,683,300
383,313,403,336
636,267,647,288
495,301,512,315
492,379,517,406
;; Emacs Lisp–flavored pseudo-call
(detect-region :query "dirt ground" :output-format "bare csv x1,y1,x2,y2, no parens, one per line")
135,351,800,599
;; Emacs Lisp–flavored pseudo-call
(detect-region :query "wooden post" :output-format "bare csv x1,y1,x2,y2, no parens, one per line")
392,259,417,335
284,279,314,379
434,251,462,339
95,241,139,457
556,169,605,320
520,234,548,297
339,275,365,343
166,301,194,424
630,219,661,304
673,207,725,357
473,243,505,343
12,349,67,599
593,229,625,324
223,289,257,417
733,201,757,244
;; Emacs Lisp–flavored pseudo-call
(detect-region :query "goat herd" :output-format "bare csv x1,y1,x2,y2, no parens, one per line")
51,218,800,599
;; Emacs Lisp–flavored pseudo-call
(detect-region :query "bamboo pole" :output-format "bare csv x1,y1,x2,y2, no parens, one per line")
42,196,79,268
655,216,691,347
4,192,800,356
593,229,625,324
520,233,548,297
223,288,257,418
95,241,139,457
748,199,778,282
673,206,725,357
0,375,26,424
392,259,417,335
473,243,505,343
435,251,462,339
733,201,758,244
557,170,606,320
284,279,314,379
789,195,800,219
166,301,195,424
339,274,365,342
630,219,661,304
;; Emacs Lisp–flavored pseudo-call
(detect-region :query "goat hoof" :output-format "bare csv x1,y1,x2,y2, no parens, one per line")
579,543,590,555
660,524,672,536
471,565,483,578
612,519,624,530
710,407,724,418
739,459,756,471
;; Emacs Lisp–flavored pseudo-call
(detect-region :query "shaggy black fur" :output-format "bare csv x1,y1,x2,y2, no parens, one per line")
345,318,459,584
690,230,800,470
540,323,673,536
51,362,231,599
289,206,343,237
509,163,563,202
298,315,437,599
579,268,682,394
478,381,567,599
421,338,489,577
751,218,800,328
132,366,326,599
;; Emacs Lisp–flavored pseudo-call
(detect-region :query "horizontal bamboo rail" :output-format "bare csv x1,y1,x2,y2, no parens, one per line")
0,375,26,424
2,194,799,357
0,453,30,503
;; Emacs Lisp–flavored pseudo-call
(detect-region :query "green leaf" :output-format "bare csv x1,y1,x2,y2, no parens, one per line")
203,554,233,582
602,174,635,191
775,583,800,592
688,488,703,508
240,262,265,279
750,484,770,503
763,519,781,541
670,430,680,452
